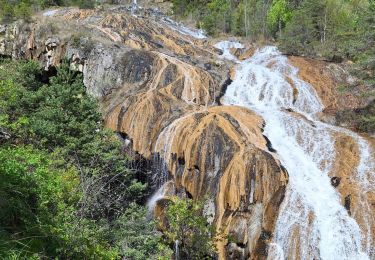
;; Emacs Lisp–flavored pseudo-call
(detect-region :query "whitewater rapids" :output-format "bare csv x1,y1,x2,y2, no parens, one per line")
216,43,374,260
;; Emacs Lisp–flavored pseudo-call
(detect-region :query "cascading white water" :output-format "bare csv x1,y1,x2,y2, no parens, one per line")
214,41,244,62
175,240,180,260
146,183,167,211
131,0,138,14
161,17,207,39
216,42,374,259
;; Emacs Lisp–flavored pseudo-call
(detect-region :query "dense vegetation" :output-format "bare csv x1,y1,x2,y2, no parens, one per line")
173,0,374,79
0,59,215,259
0,0,373,257
0,0,95,22
0,58,156,258
172,0,375,132
164,197,217,259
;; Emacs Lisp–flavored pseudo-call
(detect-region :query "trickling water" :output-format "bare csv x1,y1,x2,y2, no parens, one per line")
216,43,374,259
131,0,138,14
152,154,169,188
146,182,166,211
175,240,180,260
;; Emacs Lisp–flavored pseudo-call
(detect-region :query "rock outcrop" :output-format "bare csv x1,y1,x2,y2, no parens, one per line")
3,3,375,258
288,56,374,127
0,6,289,259
288,56,375,256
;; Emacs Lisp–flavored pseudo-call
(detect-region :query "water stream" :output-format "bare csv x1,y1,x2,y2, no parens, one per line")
216,43,374,259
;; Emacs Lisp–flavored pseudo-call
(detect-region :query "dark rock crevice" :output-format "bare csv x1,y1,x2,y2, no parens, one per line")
216,76,233,105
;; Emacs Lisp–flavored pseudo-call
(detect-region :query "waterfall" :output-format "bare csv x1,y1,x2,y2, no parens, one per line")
131,0,138,14
175,240,180,260
216,42,374,259
146,182,166,212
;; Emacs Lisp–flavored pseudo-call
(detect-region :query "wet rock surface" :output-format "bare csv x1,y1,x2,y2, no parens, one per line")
12,5,375,259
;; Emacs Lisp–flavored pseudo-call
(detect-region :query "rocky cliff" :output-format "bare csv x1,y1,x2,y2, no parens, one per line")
0,6,289,259
2,5,374,260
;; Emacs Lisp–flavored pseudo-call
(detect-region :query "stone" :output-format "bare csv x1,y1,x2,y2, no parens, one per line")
1,7,288,259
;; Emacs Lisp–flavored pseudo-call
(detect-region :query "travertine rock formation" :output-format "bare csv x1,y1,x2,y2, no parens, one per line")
0,7,290,259
288,56,373,125
4,4,375,255
288,56,375,256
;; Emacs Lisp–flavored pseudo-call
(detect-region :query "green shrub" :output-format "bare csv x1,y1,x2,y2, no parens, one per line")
0,58,158,258
164,197,217,259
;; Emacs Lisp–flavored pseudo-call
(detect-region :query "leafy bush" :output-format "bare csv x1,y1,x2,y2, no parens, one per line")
0,0,96,22
113,203,173,260
164,197,217,259
0,0,33,22
0,146,81,258
0,58,160,258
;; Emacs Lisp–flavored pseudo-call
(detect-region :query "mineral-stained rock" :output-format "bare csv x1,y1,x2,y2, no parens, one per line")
330,132,375,252
287,56,375,251
288,56,371,112
108,103,288,258
1,7,289,259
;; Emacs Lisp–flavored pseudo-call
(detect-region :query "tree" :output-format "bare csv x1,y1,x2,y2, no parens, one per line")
233,0,272,39
267,0,292,37
202,0,231,35
0,146,112,259
279,0,356,58
113,203,173,260
0,0,33,22
0,58,156,258
348,0,375,86
164,197,217,259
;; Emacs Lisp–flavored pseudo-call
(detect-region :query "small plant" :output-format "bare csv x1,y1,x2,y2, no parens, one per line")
337,84,348,93
164,197,217,259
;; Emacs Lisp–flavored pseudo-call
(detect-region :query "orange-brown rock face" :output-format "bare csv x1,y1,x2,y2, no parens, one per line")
330,132,375,252
288,56,372,113
1,7,289,259
104,58,289,258
288,56,375,256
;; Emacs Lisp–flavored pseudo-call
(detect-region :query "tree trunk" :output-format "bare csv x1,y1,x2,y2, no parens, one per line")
244,0,248,38
323,11,327,43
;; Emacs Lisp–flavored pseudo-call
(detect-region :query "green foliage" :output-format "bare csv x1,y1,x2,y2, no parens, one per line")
171,0,272,39
279,0,367,56
164,197,217,259
277,0,374,90
238,0,272,39
267,0,292,35
73,0,95,9
0,146,78,258
0,0,96,22
0,58,160,258
348,0,375,85
0,146,119,259
202,0,231,35
355,100,375,133
171,0,207,17
0,0,33,22
113,203,173,260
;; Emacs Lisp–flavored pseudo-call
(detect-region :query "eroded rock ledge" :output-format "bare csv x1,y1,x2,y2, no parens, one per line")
1,7,288,259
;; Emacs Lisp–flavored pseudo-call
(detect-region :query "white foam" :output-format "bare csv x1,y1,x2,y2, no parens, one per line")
162,17,207,39
147,184,166,211
214,40,244,62
43,9,59,17
217,41,373,259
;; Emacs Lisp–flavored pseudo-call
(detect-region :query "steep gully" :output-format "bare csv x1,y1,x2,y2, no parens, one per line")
215,42,375,259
